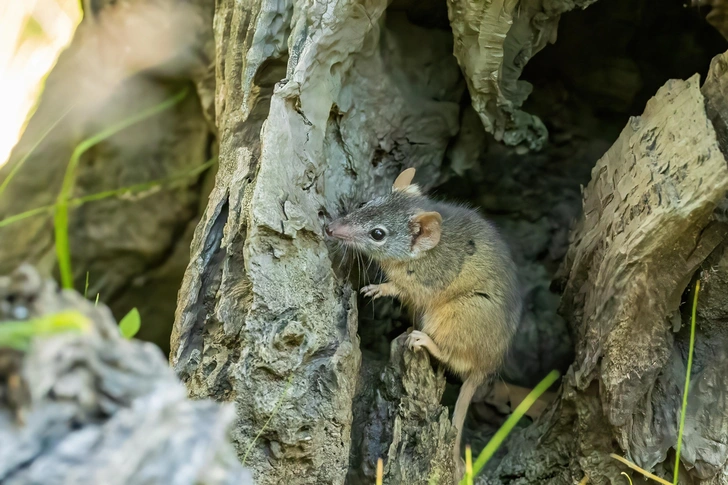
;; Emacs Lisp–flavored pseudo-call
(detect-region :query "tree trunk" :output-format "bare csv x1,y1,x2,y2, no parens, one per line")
486,57,728,485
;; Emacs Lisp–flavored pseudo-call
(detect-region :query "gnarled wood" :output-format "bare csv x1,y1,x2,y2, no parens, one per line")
0,265,251,485
487,60,728,484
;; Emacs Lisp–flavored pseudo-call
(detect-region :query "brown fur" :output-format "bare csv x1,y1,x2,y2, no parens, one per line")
326,168,522,478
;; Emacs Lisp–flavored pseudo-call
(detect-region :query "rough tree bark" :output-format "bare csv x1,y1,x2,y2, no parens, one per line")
0,265,252,485
485,55,728,484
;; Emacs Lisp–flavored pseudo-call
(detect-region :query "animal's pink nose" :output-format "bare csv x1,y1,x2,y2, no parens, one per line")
325,221,341,237
325,221,349,239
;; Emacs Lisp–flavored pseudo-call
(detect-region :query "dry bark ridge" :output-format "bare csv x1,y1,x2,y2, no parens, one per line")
485,57,728,484
351,334,456,485
0,265,252,485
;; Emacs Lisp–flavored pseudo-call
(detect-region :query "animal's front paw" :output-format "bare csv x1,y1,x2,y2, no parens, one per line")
360,284,384,300
406,330,433,352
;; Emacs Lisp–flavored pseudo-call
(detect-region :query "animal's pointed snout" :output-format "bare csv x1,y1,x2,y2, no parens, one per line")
325,221,350,240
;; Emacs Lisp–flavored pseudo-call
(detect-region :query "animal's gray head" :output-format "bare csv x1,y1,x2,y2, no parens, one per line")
325,168,442,262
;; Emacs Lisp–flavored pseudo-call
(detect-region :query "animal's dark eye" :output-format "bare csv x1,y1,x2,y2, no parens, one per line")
370,228,386,241
358,201,367,208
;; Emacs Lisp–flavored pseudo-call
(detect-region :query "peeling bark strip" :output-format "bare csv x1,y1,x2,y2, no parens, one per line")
487,63,728,484
446,0,596,151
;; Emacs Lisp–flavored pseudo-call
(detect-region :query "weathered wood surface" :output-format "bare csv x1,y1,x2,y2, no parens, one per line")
0,265,252,485
446,0,596,150
485,60,728,484
350,334,456,484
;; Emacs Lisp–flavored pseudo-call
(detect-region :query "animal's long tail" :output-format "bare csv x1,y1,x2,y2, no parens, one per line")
452,374,483,464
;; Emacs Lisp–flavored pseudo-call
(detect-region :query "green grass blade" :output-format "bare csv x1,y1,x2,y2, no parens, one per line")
0,104,76,200
462,370,561,484
465,445,473,485
55,200,72,288
75,156,216,204
674,279,700,484
53,87,188,289
118,307,141,339
0,205,53,228
0,310,92,350
0,156,216,229
84,272,89,298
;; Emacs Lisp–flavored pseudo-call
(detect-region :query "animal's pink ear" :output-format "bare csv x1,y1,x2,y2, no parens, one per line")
392,168,416,192
411,211,442,254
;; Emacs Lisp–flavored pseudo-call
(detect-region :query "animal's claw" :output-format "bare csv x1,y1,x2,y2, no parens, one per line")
406,330,430,351
360,284,382,299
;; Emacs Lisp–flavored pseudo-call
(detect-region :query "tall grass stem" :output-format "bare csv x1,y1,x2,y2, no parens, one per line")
54,88,188,289
673,279,700,484
461,369,560,484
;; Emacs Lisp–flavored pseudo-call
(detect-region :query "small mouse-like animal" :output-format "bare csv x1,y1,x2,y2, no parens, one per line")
325,168,521,474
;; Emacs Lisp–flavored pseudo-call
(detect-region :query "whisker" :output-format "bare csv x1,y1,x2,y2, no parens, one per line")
335,245,346,271
356,251,364,289
364,255,373,285
348,258,355,283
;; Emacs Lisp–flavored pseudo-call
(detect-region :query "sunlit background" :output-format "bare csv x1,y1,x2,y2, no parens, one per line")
0,0,81,167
